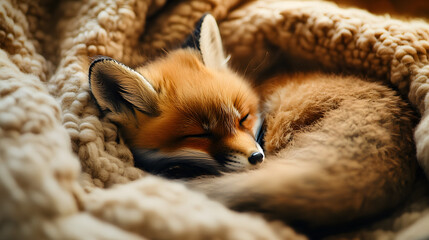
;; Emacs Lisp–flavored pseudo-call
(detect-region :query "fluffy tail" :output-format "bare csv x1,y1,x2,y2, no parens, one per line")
186,138,415,229
187,74,416,230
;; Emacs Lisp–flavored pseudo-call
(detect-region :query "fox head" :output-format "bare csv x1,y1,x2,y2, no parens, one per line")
89,14,264,179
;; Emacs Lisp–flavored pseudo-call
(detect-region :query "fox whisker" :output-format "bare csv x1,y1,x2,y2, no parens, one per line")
225,159,240,164
224,161,244,171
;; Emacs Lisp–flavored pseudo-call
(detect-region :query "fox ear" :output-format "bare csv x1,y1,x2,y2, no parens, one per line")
88,57,159,117
182,14,228,69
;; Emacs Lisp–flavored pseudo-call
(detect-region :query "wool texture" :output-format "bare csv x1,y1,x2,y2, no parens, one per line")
1,0,429,239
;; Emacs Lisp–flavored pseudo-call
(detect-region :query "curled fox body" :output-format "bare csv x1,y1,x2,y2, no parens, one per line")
89,15,416,228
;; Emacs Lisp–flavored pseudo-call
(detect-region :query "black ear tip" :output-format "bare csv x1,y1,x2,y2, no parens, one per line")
194,13,212,32
88,56,117,85
89,56,114,72
199,13,211,24
181,13,213,51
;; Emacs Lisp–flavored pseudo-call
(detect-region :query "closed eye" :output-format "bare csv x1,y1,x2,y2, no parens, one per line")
239,113,249,126
183,133,212,139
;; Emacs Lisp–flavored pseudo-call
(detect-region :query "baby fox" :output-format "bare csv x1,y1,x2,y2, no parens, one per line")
89,15,416,228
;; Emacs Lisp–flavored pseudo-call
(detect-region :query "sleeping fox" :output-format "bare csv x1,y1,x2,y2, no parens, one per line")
89,15,416,229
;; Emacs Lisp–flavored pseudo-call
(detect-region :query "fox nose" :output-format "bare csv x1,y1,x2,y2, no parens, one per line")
248,152,264,165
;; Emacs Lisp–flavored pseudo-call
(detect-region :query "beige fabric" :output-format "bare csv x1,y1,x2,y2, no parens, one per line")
1,0,428,239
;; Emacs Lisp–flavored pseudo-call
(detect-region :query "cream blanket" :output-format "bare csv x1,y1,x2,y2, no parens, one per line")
1,0,429,239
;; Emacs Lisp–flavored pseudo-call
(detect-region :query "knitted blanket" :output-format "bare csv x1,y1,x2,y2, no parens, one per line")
1,0,429,239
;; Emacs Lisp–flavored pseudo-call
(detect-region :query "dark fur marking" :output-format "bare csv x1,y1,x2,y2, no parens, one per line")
132,148,224,179
256,120,266,150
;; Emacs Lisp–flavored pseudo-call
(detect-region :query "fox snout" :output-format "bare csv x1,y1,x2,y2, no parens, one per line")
214,131,265,171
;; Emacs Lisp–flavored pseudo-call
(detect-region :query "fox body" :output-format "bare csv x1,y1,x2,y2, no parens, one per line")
89,15,416,228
